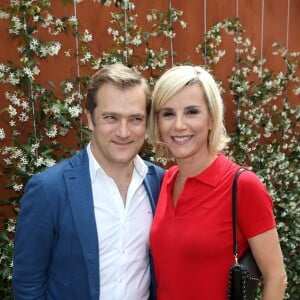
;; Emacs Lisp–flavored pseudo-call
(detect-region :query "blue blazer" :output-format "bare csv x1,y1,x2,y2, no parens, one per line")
12,148,164,300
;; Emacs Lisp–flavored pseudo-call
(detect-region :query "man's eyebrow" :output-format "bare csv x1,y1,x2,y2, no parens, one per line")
131,113,145,118
101,111,117,116
101,112,145,118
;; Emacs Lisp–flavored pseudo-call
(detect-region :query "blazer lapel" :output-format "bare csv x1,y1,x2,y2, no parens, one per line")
143,163,161,215
64,150,100,300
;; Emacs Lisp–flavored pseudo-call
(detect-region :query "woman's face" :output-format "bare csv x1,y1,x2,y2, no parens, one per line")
158,84,212,160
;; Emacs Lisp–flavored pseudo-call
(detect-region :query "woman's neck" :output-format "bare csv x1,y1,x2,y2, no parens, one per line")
176,151,218,180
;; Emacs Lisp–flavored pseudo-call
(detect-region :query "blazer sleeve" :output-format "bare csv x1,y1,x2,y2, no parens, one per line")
13,174,54,300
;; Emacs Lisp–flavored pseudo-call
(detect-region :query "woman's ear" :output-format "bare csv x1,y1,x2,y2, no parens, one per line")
208,116,214,130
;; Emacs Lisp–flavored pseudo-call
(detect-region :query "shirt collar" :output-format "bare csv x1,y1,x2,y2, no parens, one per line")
193,153,232,186
87,143,148,183
165,153,229,187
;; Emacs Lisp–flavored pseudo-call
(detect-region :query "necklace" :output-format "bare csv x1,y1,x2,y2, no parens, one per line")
176,173,185,184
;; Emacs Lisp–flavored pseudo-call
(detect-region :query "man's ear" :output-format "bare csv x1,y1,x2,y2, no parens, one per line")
85,109,95,131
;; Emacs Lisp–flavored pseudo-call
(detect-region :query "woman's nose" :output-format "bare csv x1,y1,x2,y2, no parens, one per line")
174,115,186,130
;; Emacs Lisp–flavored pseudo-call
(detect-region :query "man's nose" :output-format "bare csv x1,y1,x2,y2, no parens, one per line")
116,119,130,138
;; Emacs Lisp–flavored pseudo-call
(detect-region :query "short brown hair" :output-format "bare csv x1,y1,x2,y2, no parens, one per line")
86,63,151,118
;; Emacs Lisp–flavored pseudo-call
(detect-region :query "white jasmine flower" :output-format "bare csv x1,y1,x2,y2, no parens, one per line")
64,50,71,57
46,125,58,138
55,18,63,28
20,156,28,165
30,143,40,155
180,20,187,28
68,16,78,26
131,35,142,46
246,55,255,62
99,0,111,6
24,1,34,8
243,38,251,47
6,219,16,233
30,38,39,51
8,73,20,85
64,82,73,93
294,86,300,95
82,29,92,42
39,43,47,54
32,66,40,76
9,120,16,127
265,81,273,89
8,105,17,118
68,105,82,118
13,183,23,192
59,127,69,136
4,158,12,165
23,67,34,80
44,158,56,167
0,63,7,72
163,30,175,38
17,46,24,53
9,16,22,35
128,3,135,10
51,103,61,115
65,95,74,105
0,11,9,19
80,52,92,64
0,128,5,140
211,56,220,64
236,86,245,93
35,156,44,167
18,112,29,122
42,13,54,28
5,91,20,105
47,42,61,56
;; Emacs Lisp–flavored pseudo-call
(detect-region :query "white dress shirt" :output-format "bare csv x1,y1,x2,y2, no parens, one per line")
87,144,153,300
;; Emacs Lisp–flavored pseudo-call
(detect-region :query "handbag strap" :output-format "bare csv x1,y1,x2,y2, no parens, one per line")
232,167,246,263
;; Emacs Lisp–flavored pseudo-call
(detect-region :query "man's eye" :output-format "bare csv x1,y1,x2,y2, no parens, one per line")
131,117,144,124
104,115,117,122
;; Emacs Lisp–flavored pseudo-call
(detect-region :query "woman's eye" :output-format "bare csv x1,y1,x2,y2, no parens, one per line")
161,111,175,118
186,108,199,115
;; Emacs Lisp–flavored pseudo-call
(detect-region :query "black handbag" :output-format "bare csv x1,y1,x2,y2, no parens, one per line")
227,168,263,300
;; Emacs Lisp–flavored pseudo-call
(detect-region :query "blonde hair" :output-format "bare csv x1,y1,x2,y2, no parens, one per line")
148,65,230,157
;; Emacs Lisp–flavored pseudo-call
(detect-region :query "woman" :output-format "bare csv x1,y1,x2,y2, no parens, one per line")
148,65,287,299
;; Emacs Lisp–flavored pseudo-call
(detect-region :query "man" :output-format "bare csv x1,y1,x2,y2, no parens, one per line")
12,63,164,300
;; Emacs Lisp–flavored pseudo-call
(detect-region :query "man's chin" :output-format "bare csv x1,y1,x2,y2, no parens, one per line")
114,155,136,165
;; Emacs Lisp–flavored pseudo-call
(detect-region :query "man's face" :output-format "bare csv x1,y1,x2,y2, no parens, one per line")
86,82,147,169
